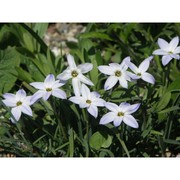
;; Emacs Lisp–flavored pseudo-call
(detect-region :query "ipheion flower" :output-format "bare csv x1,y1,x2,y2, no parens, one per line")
57,54,94,96
2,89,33,123
69,84,105,118
153,36,180,66
125,56,155,84
98,57,131,90
30,74,67,102
100,102,140,128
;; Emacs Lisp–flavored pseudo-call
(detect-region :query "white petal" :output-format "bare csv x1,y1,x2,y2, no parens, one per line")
44,74,55,86
170,54,179,59
72,78,81,96
104,76,118,90
91,91,100,99
69,96,84,105
92,98,105,107
169,37,179,51
57,70,72,80
119,102,130,109
52,89,67,99
126,71,139,80
125,103,140,114
99,112,116,125
3,93,16,101
16,89,26,100
118,77,128,89
98,65,114,75
123,115,138,128
139,56,153,73
157,38,169,50
67,54,77,69
124,61,138,74
109,63,121,69
78,74,94,86
11,107,21,121
174,46,180,54
79,101,89,108
113,116,123,127
87,105,98,118
162,55,172,66
81,84,91,99
105,102,119,113
2,100,16,107
78,63,93,73
31,91,44,104
24,96,33,105
30,82,45,90
20,104,33,116
42,92,51,101
52,81,65,89
141,72,155,84
120,57,131,71
152,49,168,55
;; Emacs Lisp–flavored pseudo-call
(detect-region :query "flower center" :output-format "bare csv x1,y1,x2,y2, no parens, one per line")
137,73,141,76
168,51,173,54
117,112,124,117
86,99,92,104
16,101,22,106
71,70,78,78
115,70,122,77
46,88,52,92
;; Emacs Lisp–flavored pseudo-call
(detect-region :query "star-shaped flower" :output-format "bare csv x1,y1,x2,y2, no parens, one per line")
30,74,67,103
153,36,180,66
125,56,155,84
57,54,94,96
98,57,131,90
100,102,140,128
2,89,33,123
69,84,105,118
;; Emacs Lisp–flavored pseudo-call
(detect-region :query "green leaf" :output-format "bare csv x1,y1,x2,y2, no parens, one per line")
80,32,113,41
15,67,33,83
156,92,171,111
158,105,180,114
33,23,49,38
89,131,112,150
68,128,74,157
23,33,34,52
167,77,180,92
89,58,99,87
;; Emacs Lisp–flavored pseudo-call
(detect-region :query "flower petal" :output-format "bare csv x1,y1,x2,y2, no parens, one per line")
57,70,72,80
16,89,26,100
20,104,33,116
162,55,172,66
126,72,139,80
52,80,65,89
91,91,100,99
152,49,168,55
139,56,153,73
104,76,118,90
125,103,140,114
11,107,21,122
157,38,169,50
99,112,116,125
30,82,45,90
67,54,77,69
69,96,84,105
169,36,179,51
52,89,67,99
98,65,114,75
174,46,180,54
105,102,119,113
123,115,139,128
124,61,138,74
72,78,81,96
78,63,93,73
118,77,128,89
3,93,16,101
78,74,94,86
92,98,105,107
44,74,55,85
113,116,123,127
141,72,155,84
31,91,44,104
2,100,16,107
170,54,179,59
81,84,91,99
42,92,51,101
87,104,98,118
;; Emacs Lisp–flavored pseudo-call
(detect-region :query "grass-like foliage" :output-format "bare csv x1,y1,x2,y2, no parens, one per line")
0,23,179,157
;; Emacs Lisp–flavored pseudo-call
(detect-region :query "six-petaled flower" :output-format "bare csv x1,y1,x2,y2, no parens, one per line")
2,89,33,123
153,36,180,66
57,54,94,96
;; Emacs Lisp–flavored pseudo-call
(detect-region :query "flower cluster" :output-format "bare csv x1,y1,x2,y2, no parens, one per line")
2,36,180,128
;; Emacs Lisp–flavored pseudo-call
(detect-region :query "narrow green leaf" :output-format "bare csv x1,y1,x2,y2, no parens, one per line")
80,32,113,41
156,92,171,111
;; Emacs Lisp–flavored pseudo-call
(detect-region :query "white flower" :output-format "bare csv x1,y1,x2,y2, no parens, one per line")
2,89,33,123
98,57,131,90
100,102,140,128
69,84,105,118
125,56,155,84
153,36,180,66
30,74,67,103
57,54,94,96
